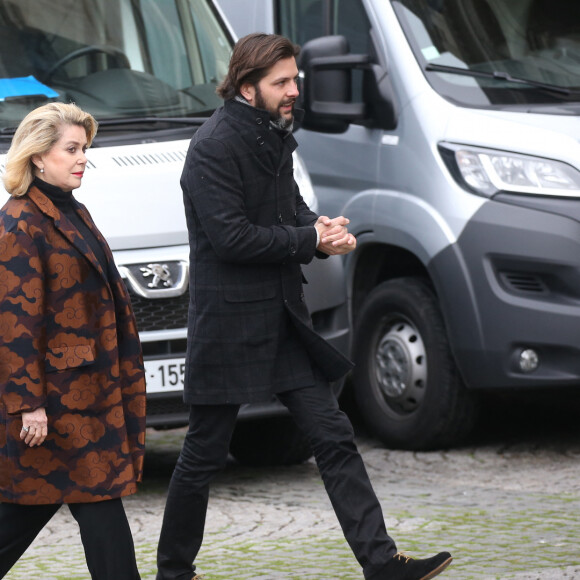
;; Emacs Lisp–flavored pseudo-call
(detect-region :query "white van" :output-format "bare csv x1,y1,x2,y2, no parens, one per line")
0,0,350,465
218,0,580,449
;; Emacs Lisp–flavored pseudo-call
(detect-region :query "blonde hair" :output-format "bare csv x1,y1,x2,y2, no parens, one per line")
3,102,98,197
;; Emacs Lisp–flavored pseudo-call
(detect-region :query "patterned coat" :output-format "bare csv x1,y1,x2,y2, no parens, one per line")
0,186,146,505
181,99,352,404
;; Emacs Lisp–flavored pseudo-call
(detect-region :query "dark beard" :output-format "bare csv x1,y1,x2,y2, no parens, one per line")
254,85,293,129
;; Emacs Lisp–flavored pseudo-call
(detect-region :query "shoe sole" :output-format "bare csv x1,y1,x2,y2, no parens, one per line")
421,556,453,580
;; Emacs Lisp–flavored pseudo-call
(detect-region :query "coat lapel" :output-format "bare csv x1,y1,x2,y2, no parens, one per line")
28,187,108,282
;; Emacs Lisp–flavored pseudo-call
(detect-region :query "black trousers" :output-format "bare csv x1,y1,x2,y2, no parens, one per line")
156,381,397,580
0,498,140,580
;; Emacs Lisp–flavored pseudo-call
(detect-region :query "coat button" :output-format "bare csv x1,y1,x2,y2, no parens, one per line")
300,293,305,302
257,136,264,146
256,117,263,124
278,214,283,223
290,246,296,255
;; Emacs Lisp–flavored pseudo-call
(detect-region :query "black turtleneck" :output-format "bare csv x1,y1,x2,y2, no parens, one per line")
33,177,109,276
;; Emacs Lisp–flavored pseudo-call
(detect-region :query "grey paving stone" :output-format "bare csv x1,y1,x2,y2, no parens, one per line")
5,426,580,579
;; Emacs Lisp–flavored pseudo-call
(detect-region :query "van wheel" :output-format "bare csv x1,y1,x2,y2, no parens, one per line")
353,277,477,450
229,417,313,466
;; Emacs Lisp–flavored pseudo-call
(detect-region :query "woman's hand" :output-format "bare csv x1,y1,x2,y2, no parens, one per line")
20,407,48,447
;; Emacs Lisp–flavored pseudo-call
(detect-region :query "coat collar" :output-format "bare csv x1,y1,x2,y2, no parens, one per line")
27,186,109,282
224,97,305,132
223,99,303,171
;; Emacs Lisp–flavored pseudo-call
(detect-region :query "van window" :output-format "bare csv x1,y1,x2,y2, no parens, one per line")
393,0,580,107
277,0,371,53
277,0,371,105
278,0,326,46
0,0,232,131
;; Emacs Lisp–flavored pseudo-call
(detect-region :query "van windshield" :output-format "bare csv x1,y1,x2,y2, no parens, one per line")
0,0,232,131
393,0,580,107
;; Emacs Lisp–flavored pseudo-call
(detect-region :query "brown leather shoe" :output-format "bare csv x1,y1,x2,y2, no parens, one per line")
381,551,453,579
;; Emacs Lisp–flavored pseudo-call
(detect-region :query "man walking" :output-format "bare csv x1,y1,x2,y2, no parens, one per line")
156,33,452,580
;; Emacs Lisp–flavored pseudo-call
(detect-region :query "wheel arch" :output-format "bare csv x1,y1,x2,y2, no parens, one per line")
347,233,486,388
343,187,460,326
349,241,432,324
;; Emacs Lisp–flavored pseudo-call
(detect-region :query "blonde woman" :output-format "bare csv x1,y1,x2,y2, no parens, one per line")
0,103,146,579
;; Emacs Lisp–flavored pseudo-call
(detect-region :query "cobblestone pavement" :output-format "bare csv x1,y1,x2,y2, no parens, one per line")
5,396,580,580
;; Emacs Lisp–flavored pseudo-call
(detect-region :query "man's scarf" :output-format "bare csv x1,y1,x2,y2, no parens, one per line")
235,95,294,134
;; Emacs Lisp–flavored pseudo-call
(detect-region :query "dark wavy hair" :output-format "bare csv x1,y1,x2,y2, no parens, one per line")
217,33,300,101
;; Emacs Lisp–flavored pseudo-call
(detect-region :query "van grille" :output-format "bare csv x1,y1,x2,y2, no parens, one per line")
145,394,189,428
127,287,189,331
112,151,187,167
147,395,189,417
499,272,548,295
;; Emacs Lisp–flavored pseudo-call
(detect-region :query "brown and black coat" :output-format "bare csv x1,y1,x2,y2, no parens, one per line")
0,187,146,505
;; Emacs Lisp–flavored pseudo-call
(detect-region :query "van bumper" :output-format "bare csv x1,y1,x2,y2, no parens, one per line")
431,195,580,389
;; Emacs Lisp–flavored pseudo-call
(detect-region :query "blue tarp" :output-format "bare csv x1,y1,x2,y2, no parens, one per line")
0,75,58,101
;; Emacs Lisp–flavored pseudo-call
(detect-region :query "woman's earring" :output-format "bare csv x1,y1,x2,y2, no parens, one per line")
40,168,44,173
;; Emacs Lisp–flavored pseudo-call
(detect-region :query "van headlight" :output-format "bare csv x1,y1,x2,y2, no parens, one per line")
293,152,318,213
439,143,580,198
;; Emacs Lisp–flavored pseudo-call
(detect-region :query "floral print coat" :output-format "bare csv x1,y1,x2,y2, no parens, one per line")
0,186,146,504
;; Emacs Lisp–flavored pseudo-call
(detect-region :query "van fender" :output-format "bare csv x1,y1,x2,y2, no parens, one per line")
343,188,488,388
346,188,458,261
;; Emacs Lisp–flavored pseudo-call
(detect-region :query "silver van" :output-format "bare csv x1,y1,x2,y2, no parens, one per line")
0,0,350,465
218,0,580,449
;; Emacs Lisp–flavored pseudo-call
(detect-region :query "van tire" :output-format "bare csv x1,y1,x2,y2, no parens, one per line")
353,277,477,450
229,417,313,466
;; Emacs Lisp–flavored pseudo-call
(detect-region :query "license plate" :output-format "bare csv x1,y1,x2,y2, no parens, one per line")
144,358,186,393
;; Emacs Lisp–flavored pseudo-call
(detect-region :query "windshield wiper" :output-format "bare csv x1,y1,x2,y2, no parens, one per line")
1,117,208,138
97,116,209,128
425,63,572,96
0,126,17,137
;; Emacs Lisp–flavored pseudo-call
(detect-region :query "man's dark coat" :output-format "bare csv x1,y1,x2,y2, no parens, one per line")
181,99,352,404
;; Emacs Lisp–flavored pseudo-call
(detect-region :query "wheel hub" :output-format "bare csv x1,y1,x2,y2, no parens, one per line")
374,321,427,412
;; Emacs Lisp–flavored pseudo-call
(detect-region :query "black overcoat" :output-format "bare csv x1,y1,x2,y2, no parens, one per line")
181,99,352,404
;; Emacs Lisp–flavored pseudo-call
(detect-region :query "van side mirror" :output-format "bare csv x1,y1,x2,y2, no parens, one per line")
298,35,397,133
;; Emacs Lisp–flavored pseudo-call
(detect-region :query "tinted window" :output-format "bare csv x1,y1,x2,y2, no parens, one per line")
0,0,232,130
393,0,580,106
277,0,371,106
277,0,370,53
